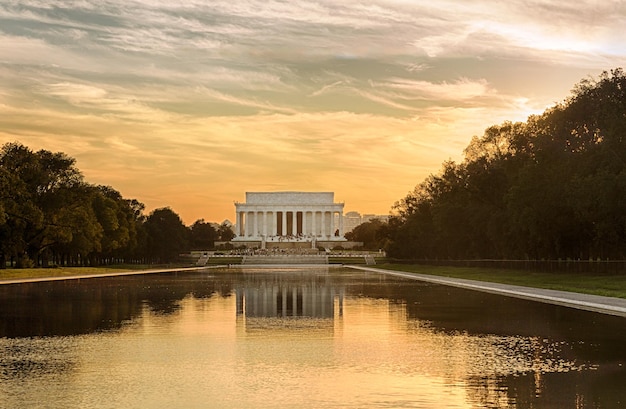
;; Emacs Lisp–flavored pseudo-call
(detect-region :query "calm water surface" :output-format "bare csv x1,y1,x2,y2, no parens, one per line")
1,267,625,408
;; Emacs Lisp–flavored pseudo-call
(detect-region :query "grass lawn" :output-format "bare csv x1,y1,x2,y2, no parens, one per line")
0,264,192,281
374,263,626,299
205,257,243,265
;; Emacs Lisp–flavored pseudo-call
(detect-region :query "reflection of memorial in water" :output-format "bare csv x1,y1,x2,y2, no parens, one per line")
234,270,345,332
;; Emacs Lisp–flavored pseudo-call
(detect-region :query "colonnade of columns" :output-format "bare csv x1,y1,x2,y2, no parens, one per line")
235,208,345,240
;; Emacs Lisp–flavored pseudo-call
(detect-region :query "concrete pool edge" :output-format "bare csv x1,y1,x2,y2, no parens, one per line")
0,266,226,285
347,265,626,318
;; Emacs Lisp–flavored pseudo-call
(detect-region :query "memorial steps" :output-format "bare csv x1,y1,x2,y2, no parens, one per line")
196,253,210,266
241,255,329,265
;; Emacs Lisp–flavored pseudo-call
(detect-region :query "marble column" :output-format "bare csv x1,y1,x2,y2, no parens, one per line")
253,211,259,238
236,211,242,236
338,210,344,237
241,211,246,237
262,211,267,236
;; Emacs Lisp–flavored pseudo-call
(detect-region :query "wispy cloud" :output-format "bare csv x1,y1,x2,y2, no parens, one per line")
196,87,299,114
1,0,625,222
379,78,493,101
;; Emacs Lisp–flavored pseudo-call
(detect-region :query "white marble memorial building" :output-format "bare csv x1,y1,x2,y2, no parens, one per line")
233,192,346,244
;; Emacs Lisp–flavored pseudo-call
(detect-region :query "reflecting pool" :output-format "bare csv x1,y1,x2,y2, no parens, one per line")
1,267,625,408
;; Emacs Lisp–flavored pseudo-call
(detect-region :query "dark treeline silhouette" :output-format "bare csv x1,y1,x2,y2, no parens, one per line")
0,143,233,268
382,68,626,261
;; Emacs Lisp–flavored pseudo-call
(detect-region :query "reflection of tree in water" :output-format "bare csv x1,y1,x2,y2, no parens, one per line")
141,275,239,315
350,274,626,409
353,275,626,358
0,272,240,337
0,280,142,337
464,369,626,409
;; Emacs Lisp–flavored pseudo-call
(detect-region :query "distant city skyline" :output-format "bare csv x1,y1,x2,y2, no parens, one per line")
1,1,624,224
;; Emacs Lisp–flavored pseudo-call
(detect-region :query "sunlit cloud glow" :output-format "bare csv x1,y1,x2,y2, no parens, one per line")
0,0,624,223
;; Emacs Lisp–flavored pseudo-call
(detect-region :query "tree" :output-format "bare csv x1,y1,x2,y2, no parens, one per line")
144,207,189,263
217,222,235,242
0,166,17,267
0,142,88,267
386,185,437,259
345,219,388,250
189,219,217,250
51,184,104,266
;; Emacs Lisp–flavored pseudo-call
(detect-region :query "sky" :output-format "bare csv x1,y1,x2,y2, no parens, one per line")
1,0,625,225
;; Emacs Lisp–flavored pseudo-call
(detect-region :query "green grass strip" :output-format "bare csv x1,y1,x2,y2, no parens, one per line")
374,263,626,299
0,264,190,281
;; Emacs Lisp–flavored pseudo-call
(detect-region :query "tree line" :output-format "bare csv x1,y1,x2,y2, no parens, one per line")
0,143,234,268
367,68,626,260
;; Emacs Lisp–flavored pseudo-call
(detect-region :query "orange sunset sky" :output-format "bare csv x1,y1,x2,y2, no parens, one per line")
1,1,625,224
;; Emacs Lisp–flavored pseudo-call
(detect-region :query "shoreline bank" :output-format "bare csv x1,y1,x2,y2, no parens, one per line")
0,266,221,285
349,265,626,317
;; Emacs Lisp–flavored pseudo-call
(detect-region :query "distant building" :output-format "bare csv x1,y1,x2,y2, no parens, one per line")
362,213,389,224
342,211,389,234
343,211,363,234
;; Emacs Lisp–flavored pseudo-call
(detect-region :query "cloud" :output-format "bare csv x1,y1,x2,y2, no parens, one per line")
45,82,107,102
380,78,493,101
1,0,626,223
355,90,418,112
308,81,345,98
195,87,299,114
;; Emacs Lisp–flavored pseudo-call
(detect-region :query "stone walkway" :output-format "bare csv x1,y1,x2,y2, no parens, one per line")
348,265,626,317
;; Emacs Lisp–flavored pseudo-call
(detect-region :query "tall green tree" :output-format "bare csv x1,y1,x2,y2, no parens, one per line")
0,142,89,267
91,186,142,263
217,222,235,242
189,219,217,250
345,218,388,250
144,207,189,263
